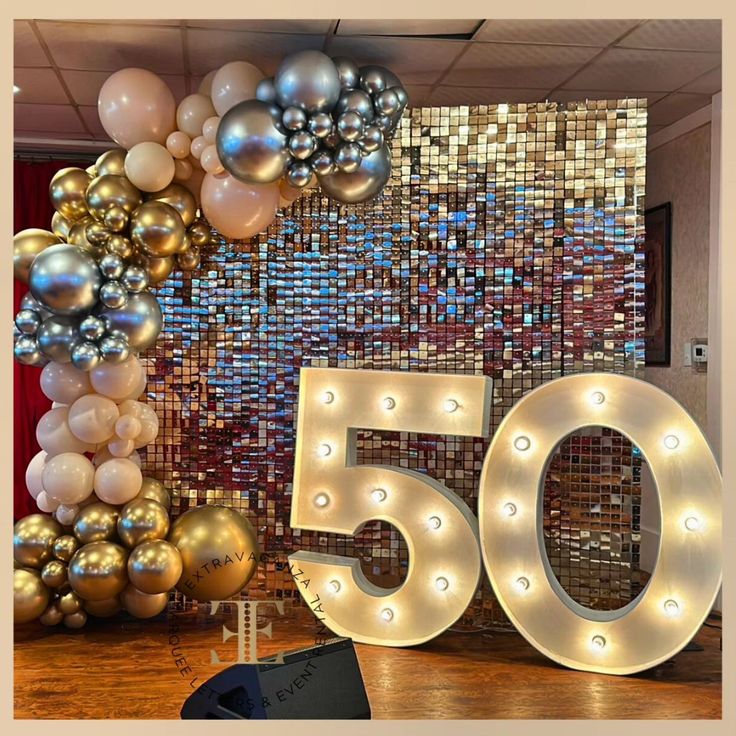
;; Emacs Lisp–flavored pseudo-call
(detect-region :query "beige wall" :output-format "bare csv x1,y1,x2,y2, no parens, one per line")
644,124,711,431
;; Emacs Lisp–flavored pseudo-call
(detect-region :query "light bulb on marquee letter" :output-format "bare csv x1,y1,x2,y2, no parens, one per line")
289,367,492,647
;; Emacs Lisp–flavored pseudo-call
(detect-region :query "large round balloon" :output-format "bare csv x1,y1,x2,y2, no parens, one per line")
14,569,50,624
274,50,341,113
49,168,92,222
40,361,91,404
13,514,62,568
130,201,185,257
96,149,127,176
98,68,176,148
117,498,169,548
217,100,290,185
124,142,175,192
127,539,182,594
168,505,259,601
74,502,120,544
29,244,102,317
210,61,263,117
201,173,279,240
96,291,163,351
36,406,92,456
41,452,95,505
13,229,61,283
177,93,216,138
316,144,393,204
68,541,129,601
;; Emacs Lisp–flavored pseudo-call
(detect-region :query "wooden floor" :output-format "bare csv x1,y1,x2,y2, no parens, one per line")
15,605,721,719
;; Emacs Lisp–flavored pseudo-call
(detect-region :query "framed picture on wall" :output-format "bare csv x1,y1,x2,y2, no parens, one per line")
643,203,672,366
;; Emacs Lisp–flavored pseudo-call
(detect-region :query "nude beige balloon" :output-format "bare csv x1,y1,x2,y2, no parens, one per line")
190,135,207,159
98,68,176,149
40,361,91,405
89,354,145,401
94,458,143,505
166,131,192,159
198,69,217,97
211,61,263,116
173,158,194,182
36,406,93,457
200,144,224,174
42,452,95,505
68,394,120,444
176,93,216,139
201,172,279,240
202,116,220,144
124,142,175,192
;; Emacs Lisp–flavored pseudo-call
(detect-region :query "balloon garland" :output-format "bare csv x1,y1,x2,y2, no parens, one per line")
13,49,406,628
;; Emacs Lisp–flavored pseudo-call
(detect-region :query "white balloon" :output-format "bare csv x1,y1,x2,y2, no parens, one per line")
42,452,96,504
94,458,143,505
115,415,142,440
55,503,80,526
108,437,136,457
36,491,60,513
25,450,47,500
134,403,160,448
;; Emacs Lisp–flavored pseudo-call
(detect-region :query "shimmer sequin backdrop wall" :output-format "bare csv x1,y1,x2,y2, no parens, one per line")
147,99,647,625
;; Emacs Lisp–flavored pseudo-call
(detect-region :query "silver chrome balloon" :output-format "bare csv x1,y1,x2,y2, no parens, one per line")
217,99,291,185
274,50,341,114
100,281,128,309
332,57,360,90
334,143,363,173
121,266,149,293
334,90,374,124
29,244,102,317
324,132,340,150
374,88,400,116
71,341,102,371
310,150,336,176
99,253,125,280
337,111,365,142
255,77,277,104
79,315,106,341
15,309,41,335
96,290,163,351
360,65,401,93
308,112,333,139
37,315,80,363
282,106,308,131
99,335,130,364
375,115,392,132
288,131,317,160
14,336,44,366
20,293,51,319
317,144,392,205
360,125,384,153
286,161,313,188
393,86,409,110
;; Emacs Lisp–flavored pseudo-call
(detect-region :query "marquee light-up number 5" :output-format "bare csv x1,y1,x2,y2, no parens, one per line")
288,368,722,674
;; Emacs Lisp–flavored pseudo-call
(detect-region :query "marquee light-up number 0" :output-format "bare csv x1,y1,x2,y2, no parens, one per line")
288,369,722,674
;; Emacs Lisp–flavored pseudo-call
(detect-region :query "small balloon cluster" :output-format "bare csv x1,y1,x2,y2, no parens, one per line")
13,149,210,370
217,51,407,206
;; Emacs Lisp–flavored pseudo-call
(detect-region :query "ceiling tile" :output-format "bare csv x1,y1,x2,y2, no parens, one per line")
680,66,721,94
429,86,549,106
14,103,85,134
14,20,48,67
647,93,711,127
402,84,433,106
475,19,640,47
336,20,481,37
617,19,721,52
61,69,188,106
327,36,468,86
560,47,721,92
187,20,333,34
13,68,68,104
37,21,184,73
551,89,668,106
79,106,115,140
445,43,599,89
187,29,324,76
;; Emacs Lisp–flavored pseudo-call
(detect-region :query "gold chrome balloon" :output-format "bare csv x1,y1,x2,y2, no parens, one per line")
53,534,80,562
136,476,171,509
13,229,61,283
14,514,62,569
86,174,143,221
68,215,103,257
58,589,83,614
106,233,135,260
120,583,168,619
50,167,92,221
51,211,71,240
74,502,120,544
104,205,129,233
130,201,186,257
117,498,170,548
64,610,88,629
188,221,211,247
96,148,127,177
86,221,111,247
168,505,259,602
149,183,198,227
68,541,129,601
14,569,50,624
177,246,200,271
127,539,183,594
84,596,122,617
39,601,64,626
41,559,68,588
134,253,175,285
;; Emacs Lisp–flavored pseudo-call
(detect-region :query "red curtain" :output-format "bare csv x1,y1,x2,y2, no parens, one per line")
14,159,88,520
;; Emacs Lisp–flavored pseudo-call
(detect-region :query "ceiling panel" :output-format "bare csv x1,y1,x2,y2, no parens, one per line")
327,35,468,86
647,92,712,126
187,19,333,34
680,66,721,94
187,29,324,75
560,47,721,92
336,19,481,36
617,19,721,52
14,103,85,134
62,69,188,106
13,68,68,104
37,21,184,73
78,106,113,139
476,19,640,47
429,86,549,106
445,42,599,89
14,20,49,67
402,84,433,106
551,89,669,106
